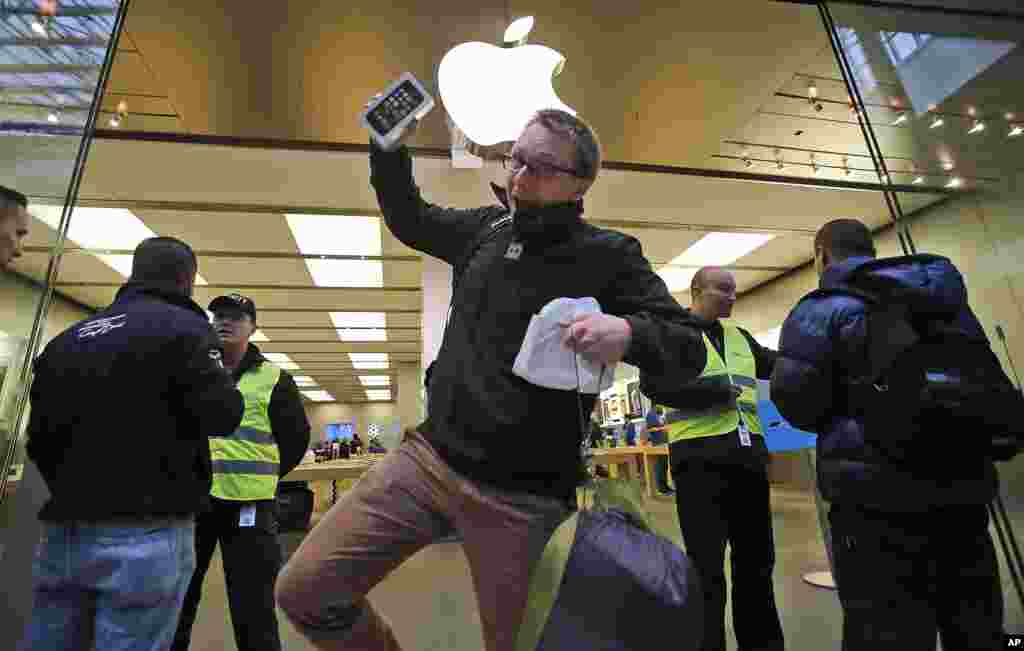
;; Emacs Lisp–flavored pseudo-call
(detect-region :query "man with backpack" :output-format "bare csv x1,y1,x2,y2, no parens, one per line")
771,218,1010,650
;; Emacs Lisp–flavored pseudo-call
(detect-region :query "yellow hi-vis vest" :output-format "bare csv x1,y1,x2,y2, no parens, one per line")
661,324,763,444
210,362,282,501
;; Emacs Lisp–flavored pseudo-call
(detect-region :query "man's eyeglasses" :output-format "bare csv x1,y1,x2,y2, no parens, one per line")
501,152,581,179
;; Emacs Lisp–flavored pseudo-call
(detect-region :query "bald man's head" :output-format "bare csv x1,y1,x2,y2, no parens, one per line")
690,266,736,321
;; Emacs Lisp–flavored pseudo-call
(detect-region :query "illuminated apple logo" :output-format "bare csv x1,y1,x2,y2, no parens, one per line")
438,24,575,147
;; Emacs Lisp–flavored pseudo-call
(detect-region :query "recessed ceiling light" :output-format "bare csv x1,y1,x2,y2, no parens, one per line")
359,375,391,387
109,114,122,128
303,390,335,402
946,177,963,188
892,112,908,125
285,214,383,288
968,120,986,134
349,353,389,370
929,116,944,129
250,330,270,342
1010,125,1023,138
942,161,955,171
264,353,300,370
912,176,925,184
30,19,47,36
331,312,387,342
32,205,209,283
657,232,775,292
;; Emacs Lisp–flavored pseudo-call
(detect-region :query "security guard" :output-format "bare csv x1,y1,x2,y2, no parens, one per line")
172,293,311,651
640,266,783,651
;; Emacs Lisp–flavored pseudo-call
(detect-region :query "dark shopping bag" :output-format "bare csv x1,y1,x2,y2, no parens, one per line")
517,479,703,651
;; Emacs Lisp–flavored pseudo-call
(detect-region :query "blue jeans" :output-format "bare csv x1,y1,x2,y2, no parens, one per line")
20,518,196,651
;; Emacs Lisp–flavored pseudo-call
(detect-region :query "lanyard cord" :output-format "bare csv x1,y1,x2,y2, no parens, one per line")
574,351,606,465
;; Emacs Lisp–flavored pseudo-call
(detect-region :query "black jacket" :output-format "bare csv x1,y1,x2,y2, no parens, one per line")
771,255,999,511
230,343,311,481
26,284,245,521
640,312,777,468
371,145,706,500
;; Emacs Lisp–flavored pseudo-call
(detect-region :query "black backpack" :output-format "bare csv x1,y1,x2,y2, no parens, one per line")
808,283,1024,464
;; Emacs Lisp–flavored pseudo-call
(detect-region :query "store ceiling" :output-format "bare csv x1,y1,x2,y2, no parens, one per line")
4,0,1020,403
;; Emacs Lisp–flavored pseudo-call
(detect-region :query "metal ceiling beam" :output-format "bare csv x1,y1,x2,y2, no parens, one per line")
0,85,94,95
0,36,108,47
0,64,98,73
0,5,117,17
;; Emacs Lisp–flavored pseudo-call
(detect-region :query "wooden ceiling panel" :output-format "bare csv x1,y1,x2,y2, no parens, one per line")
107,51,163,97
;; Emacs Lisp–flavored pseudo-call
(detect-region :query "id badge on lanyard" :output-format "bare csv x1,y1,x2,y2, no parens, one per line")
738,420,752,447
728,370,752,447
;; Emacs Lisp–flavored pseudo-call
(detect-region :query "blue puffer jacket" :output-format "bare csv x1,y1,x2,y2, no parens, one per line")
771,254,1000,512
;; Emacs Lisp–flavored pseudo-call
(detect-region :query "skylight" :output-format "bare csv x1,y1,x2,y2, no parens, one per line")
365,390,392,401
349,353,389,370
285,214,383,288
264,353,300,370
302,390,336,402
32,205,208,284
359,376,392,387
657,232,775,292
331,312,387,342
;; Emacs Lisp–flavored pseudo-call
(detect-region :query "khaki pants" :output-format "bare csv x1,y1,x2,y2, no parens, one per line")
275,430,570,651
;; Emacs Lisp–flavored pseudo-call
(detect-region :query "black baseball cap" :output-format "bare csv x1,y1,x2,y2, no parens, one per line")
208,293,256,320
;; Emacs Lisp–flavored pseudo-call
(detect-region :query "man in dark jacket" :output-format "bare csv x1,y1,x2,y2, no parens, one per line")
276,108,706,651
771,219,1004,650
0,185,30,268
172,294,310,651
641,266,783,651
23,237,244,651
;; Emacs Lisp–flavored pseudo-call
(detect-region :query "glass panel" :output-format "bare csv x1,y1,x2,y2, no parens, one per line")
828,0,1024,628
0,0,126,638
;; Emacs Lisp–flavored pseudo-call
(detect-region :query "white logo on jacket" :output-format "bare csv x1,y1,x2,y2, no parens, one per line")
76,314,127,339
505,242,523,260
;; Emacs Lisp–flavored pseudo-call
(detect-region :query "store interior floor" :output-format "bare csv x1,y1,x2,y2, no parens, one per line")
183,482,1024,651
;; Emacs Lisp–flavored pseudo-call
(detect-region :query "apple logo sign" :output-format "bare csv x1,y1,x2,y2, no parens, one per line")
438,40,576,147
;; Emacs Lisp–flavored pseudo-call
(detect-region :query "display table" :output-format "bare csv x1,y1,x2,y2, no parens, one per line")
590,446,645,482
283,456,384,509
640,445,669,498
